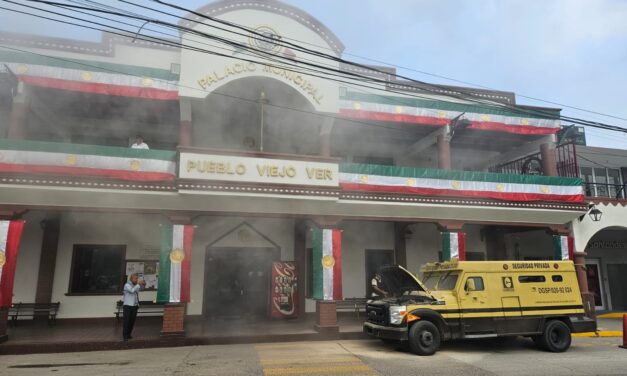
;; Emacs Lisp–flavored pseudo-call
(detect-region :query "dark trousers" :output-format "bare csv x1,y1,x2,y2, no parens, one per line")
123,305,138,340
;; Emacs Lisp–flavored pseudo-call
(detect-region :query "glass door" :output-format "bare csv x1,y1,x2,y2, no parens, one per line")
585,259,605,311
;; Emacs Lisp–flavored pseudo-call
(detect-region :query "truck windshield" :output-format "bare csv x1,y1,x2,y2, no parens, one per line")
422,271,459,291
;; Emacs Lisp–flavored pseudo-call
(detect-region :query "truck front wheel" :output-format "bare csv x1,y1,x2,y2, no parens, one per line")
408,321,441,356
537,320,572,352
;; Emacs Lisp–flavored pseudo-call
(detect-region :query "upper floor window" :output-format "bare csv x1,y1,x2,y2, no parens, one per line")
580,167,624,199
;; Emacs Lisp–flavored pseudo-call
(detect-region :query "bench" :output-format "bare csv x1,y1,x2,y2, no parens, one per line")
115,300,165,321
336,298,368,318
9,302,60,325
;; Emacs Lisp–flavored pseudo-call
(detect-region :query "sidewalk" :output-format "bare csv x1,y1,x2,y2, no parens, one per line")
573,315,624,338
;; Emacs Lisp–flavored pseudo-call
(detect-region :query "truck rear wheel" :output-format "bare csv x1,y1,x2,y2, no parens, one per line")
408,321,440,356
537,320,571,352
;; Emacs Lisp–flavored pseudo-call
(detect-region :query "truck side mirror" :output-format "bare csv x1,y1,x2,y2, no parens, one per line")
465,279,476,292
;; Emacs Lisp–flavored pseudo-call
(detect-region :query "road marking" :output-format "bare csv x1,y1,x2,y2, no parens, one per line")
256,342,379,375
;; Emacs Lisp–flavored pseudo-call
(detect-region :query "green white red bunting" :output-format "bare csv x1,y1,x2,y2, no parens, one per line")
312,228,342,301
0,51,179,100
339,163,584,203
553,235,574,261
441,232,466,261
0,220,25,308
0,139,176,182
157,224,194,303
340,92,560,135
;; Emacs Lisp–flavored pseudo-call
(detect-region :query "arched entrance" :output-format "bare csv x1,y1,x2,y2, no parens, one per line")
191,76,323,155
203,222,281,318
584,226,627,311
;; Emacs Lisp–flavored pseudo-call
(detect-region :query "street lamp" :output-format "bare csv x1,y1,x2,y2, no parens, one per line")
588,206,603,222
579,204,603,222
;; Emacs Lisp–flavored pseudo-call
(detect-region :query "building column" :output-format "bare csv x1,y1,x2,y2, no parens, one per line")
293,220,307,318
437,222,466,261
159,216,195,337
178,98,193,147
394,223,409,267
310,219,342,335
574,251,595,318
437,133,452,170
483,226,507,260
540,142,558,176
319,118,334,157
7,82,29,139
34,214,61,320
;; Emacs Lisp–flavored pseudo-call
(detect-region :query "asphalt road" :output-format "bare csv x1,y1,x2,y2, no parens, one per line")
1,337,625,376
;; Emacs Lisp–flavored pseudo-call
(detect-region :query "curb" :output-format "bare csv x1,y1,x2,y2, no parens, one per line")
573,331,623,338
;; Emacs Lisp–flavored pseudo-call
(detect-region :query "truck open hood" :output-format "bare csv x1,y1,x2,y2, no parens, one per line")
378,265,434,300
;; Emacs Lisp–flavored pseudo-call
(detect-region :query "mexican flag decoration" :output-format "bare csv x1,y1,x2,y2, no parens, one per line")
553,235,574,261
312,228,342,301
0,220,25,308
441,232,466,261
157,224,194,303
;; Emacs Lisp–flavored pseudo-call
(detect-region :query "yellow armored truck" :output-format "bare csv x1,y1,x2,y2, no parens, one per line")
363,260,596,355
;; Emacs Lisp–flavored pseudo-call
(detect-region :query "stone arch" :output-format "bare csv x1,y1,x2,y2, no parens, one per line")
572,202,627,252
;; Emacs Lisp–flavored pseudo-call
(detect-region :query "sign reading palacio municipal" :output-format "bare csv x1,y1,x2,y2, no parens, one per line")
179,152,339,187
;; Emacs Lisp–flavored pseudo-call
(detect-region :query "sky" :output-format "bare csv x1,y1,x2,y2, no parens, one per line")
1,0,626,149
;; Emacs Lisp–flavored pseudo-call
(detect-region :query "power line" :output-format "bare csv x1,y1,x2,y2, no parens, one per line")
143,0,627,131
8,0,627,135
0,43,433,137
2,0,457,118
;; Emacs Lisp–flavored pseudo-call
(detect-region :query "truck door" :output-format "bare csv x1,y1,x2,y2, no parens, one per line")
459,274,495,336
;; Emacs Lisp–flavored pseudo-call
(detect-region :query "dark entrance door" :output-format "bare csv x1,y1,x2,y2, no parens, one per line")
365,249,395,298
204,247,280,317
607,264,627,310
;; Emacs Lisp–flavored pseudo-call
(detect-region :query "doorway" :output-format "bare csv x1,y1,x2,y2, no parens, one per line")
585,259,605,311
607,264,627,310
204,247,280,318
365,249,395,298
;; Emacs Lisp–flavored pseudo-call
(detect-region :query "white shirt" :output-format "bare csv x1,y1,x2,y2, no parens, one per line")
123,281,141,306
131,142,149,149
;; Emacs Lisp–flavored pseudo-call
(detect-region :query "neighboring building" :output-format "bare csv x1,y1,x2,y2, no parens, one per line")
573,146,627,312
0,0,621,340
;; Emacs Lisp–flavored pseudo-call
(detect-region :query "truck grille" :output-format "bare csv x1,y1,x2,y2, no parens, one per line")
366,303,388,325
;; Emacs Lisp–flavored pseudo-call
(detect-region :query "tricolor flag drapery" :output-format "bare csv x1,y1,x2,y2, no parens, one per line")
312,228,342,301
0,220,25,308
553,235,574,261
441,232,466,261
157,224,194,304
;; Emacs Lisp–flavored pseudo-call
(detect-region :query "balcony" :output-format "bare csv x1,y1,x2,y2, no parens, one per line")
0,139,585,205
0,138,176,183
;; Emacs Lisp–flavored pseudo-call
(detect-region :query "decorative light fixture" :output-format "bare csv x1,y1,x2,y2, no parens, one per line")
579,204,602,222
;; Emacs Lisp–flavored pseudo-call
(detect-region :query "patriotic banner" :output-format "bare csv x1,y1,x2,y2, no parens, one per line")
1,51,179,101
157,224,194,304
0,139,176,182
0,220,25,308
312,228,342,301
553,235,574,261
340,163,584,203
270,262,298,318
441,232,466,261
340,91,560,135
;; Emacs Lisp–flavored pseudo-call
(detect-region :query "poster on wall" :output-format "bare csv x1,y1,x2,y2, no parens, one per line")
270,261,298,319
125,260,159,291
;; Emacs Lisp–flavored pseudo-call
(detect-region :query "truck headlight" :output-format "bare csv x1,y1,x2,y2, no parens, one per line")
389,305,407,325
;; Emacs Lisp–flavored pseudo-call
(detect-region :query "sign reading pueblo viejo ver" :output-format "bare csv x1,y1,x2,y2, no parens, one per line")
179,152,339,187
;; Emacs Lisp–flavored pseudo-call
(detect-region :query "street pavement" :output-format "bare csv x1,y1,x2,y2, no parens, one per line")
1,336,626,376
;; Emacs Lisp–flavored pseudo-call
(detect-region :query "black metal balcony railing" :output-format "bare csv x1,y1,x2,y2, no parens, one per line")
488,142,579,178
583,182,627,199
